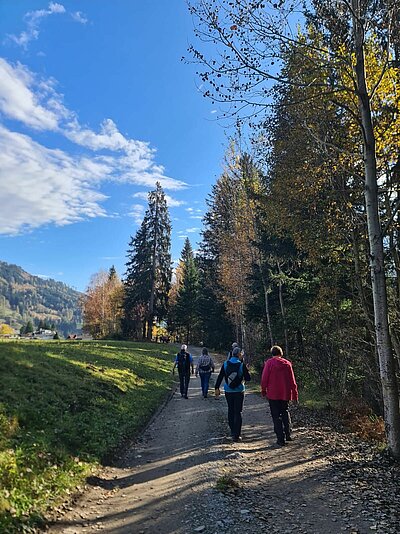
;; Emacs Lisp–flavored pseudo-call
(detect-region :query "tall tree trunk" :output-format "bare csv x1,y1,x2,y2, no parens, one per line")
277,262,289,356
352,0,400,458
261,275,274,347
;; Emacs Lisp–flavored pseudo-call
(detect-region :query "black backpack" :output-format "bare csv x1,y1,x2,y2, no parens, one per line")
177,351,190,372
224,360,243,389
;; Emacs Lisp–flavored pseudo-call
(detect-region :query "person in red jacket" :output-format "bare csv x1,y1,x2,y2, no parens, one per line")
261,345,298,446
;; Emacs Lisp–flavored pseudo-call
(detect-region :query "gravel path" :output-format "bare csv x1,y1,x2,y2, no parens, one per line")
48,346,400,534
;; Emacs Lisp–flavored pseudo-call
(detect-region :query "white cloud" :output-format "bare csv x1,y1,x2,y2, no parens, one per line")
72,11,88,24
0,126,107,235
129,204,146,225
8,3,66,49
132,191,186,207
210,110,217,114
0,58,188,235
165,195,186,208
186,227,200,233
0,58,59,130
185,207,203,217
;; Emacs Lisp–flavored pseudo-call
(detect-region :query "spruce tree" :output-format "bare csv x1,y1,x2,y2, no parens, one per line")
174,238,200,344
108,265,117,281
24,320,34,334
124,182,172,339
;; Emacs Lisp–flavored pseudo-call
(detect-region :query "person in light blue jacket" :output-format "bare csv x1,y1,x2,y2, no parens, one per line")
214,347,251,441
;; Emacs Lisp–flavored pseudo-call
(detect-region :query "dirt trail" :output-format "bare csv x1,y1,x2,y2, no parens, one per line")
49,346,382,534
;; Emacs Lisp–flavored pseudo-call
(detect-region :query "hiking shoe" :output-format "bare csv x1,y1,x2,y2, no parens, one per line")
286,436,293,442
184,395,189,399
277,440,286,446
233,436,242,442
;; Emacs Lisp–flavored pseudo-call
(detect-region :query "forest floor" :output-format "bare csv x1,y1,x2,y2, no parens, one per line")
47,346,400,534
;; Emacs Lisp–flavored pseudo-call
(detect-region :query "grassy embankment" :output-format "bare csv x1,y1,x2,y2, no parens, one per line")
0,340,177,532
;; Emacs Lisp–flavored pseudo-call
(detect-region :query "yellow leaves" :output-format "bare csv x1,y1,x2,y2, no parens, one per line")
0,324,14,336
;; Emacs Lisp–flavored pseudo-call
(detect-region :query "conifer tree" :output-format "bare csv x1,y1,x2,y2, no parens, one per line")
124,182,172,339
174,238,200,344
24,320,34,334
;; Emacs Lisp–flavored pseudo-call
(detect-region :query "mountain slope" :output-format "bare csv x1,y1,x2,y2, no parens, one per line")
0,260,82,334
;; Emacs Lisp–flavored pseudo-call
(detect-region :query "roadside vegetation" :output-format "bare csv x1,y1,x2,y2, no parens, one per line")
0,339,176,532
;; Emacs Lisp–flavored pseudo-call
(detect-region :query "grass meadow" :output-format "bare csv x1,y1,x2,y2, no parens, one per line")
0,339,177,532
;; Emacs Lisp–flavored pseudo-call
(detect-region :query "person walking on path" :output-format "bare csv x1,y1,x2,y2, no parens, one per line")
195,347,215,398
215,346,251,442
173,344,194,399
261,345,298,446
227,342,238,358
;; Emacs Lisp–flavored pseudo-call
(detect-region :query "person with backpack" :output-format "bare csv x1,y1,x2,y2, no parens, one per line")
261,345,298,446
214,346,251,442
173,344,194,399
195,347,215,398
227,342,238,359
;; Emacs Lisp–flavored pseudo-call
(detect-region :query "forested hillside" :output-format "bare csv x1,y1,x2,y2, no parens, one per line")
0,261,82,335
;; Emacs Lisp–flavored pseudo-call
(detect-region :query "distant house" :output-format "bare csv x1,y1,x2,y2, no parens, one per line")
33,328,56,340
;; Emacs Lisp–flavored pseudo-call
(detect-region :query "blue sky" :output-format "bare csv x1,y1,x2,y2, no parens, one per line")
0,1,228,291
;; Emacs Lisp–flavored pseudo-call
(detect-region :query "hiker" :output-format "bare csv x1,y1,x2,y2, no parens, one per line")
173,344,194,399
195,347,215,398
261,345,298,446
227,342,238,359
215,346,251,442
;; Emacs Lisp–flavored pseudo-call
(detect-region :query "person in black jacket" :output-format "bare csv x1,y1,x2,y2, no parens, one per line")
215,347,251,441
172,344,194,399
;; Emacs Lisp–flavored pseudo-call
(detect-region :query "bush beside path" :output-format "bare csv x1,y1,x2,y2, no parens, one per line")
48,346,399,534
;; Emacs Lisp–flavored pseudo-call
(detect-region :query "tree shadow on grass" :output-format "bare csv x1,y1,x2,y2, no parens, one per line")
0,341,177,533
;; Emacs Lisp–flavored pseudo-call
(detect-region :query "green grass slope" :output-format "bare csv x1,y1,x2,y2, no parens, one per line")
0,340,177,532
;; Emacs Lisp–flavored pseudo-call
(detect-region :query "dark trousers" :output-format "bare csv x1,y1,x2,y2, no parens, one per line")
179,371,190,396
199,372,211,397
268,399,291,443
225,392,244,439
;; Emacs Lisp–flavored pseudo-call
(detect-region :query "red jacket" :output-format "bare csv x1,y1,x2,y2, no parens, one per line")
261,356,298,401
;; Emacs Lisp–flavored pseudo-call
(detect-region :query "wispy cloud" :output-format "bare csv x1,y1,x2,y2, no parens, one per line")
132,191,186,207
8,3,66,49
7,3,88,49
185,206,203,218
128,204,146,225
0,126,107,235
0,58,59,130
71,11,88,24
186,227,200,233
0,58,187,235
